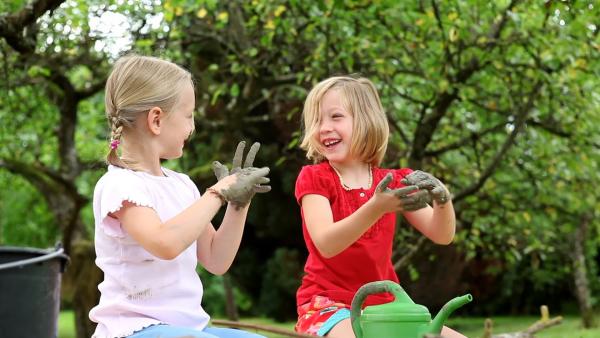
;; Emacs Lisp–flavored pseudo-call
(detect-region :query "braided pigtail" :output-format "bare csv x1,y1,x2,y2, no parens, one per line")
106,109,128,168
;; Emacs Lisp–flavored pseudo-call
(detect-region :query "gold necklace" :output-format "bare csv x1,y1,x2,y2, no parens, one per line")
331,163,372,191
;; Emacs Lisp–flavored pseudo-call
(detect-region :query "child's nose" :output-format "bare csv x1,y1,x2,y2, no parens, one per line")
320,120,333,133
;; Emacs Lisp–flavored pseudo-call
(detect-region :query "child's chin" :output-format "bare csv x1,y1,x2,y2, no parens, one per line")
162,152,183,160
324,155,344,163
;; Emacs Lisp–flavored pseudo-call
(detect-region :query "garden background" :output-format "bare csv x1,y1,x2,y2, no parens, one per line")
0,0,599,337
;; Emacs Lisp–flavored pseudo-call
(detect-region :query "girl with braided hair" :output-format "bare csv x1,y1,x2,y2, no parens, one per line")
90,54,269,338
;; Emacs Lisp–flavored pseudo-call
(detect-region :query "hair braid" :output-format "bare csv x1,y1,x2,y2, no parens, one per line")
110,114,123,142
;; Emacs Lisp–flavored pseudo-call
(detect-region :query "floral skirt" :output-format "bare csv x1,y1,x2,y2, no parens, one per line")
295,295,351,336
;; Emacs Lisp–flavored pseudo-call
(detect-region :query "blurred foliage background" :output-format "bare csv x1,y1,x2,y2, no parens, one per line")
1,0,599,337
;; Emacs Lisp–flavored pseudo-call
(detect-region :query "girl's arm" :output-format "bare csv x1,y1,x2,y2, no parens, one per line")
196,203,250,275
115,163,269,261
195,141,270,274
302,178,410,258
401,170,456,244
114,182,231,260
403,198,456,245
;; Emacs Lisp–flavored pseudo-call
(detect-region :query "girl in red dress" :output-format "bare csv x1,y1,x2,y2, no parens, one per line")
294,76,464,338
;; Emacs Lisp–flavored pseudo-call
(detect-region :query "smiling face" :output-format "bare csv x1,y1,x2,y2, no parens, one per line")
316,88,355,165
301,76,390,166
158,81,196,159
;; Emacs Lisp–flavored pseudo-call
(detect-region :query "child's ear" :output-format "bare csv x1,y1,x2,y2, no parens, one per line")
147,107,164,135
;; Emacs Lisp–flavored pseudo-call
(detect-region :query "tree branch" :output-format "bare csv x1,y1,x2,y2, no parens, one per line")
528,119,572,138
425,123,506,157
453,81,543,203
393,236,427,271
0,0,65,53
408,0,522,169
431,0,453,68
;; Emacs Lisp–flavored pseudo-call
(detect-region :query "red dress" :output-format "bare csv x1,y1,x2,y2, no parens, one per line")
295,161,413,311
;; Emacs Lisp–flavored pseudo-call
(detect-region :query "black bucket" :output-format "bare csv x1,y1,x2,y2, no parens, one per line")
0,245,69,338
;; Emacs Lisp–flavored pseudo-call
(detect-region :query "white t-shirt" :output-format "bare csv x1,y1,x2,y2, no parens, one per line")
90,165,210,338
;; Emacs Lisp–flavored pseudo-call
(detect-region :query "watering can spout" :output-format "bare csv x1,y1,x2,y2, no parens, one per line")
430,294,473,334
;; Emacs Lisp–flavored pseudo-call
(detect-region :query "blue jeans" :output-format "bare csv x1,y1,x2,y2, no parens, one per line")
127,324,266,338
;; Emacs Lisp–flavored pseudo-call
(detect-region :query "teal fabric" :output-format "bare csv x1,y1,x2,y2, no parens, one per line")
316,308,351,336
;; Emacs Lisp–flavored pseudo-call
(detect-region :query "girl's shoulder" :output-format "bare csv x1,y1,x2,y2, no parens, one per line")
301,161,330,171
161,167,194,184
295,162,335,196
297,162,334,180
96,166,192,191
97,165,145,186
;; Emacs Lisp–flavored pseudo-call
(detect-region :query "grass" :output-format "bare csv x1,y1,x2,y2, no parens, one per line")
58,311,75,338
59,311,600,338
446,315,600,338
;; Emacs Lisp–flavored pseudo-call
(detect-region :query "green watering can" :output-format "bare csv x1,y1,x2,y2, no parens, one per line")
350,280,472,338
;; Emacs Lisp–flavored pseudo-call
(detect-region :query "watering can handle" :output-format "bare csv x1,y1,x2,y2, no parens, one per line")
350,280,407,338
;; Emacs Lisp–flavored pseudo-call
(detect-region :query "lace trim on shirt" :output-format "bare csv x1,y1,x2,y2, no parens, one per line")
104,196,154,218
101,197,154,238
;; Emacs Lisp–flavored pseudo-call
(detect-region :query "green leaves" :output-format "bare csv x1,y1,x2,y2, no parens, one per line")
1,0,599,317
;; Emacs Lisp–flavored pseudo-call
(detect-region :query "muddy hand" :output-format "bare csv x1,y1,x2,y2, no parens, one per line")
376,173,427,211
230,141,260,174
213,141,271,209
221,167,271,209
212,141,260,179
400,170,450,204
392,185,429,211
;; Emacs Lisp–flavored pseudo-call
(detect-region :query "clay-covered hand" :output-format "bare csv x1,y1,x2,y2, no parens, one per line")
222,167,271,209
213,141,261,179
376,173,430,211
400,170,450,205
212,141,271,209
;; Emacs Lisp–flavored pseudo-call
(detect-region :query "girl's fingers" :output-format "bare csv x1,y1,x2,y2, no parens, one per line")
255,176,270,185
376,173,393,192
250,167,270,177
253,185,272,193
212,161,229,180
401,201,428,211
244,142,260,168
400,189,429,205
403,178,434,190
391,185,419,197
232,141,246,170
236,167,270,180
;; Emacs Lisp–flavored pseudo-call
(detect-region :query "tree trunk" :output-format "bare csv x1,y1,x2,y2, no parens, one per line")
397,242,470,311
223,274,239,321
572,213,596,328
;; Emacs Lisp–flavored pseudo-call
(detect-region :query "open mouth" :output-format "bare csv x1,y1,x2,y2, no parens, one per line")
322,139,341,148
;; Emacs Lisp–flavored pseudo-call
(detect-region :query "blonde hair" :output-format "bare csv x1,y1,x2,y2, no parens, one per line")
300,76,389,166
104,54,193,167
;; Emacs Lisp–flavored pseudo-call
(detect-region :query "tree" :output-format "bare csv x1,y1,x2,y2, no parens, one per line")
1,0,598,332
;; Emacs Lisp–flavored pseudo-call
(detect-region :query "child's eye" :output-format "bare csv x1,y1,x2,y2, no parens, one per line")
332,114,343,119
